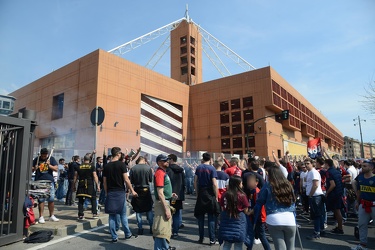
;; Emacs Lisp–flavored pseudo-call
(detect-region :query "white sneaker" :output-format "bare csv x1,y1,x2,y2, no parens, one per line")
254,239,261,244
49,215,59,222
351,244,367,250
38,216,45,224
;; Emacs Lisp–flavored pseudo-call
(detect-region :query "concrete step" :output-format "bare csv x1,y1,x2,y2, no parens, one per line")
29,201,133,237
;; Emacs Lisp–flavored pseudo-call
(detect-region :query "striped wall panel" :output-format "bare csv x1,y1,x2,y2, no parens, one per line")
140,94,183,157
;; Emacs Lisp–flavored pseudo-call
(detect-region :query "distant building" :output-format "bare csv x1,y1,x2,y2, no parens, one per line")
0,95,16,116
363,143,375,159
10,19,343,159
343,136,371,159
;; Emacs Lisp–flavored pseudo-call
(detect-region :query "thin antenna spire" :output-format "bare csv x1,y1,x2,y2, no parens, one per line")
185,4,190,21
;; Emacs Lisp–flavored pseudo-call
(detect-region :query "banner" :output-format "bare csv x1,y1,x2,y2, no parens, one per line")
307,138,322,159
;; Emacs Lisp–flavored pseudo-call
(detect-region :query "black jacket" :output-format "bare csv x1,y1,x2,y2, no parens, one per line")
167,163,186,201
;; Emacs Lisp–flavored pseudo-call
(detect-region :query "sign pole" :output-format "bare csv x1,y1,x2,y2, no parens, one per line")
94,106,98,150
90,106,105,151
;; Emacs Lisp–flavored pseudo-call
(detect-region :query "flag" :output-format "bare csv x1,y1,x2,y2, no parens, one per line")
307,138,322,159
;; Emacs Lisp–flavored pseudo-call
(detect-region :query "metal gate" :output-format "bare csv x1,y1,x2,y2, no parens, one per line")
0,113,36,246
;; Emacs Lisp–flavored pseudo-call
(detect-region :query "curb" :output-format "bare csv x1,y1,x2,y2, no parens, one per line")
30,216,109,237
29,205,134,237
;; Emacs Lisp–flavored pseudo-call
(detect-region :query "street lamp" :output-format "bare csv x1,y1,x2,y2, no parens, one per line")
353,116,366,158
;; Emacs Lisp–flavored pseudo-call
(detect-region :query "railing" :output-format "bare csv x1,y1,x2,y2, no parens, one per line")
0,113,36,246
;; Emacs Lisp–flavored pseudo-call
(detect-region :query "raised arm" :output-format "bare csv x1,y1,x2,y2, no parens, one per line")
272,150,281,166
131,147,141,162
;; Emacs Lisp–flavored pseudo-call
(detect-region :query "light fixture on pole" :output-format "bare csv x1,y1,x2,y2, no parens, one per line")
353,116,366,158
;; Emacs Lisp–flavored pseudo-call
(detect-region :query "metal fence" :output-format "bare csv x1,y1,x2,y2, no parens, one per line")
0,113,36,246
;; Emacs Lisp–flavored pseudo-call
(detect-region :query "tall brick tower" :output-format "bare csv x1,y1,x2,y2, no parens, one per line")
170,19,202,85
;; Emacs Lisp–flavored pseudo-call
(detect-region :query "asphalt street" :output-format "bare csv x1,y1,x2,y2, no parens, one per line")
3,195,374,250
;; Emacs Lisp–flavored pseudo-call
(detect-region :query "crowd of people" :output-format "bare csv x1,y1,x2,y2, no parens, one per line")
31,146,375,250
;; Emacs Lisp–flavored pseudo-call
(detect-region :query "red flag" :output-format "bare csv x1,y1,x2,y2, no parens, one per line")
307,138,322,159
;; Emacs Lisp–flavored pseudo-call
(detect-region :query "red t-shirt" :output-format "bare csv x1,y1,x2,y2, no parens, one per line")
154,168,166,187
220,191,249,212
225,166,242,177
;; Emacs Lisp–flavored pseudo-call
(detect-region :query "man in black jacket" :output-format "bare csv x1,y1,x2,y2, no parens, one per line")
167,154,185,238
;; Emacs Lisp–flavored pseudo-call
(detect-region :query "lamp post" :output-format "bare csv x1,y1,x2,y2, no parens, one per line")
353,116,366,158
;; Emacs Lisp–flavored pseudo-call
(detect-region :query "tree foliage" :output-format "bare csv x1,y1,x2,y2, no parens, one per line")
362,79,375,116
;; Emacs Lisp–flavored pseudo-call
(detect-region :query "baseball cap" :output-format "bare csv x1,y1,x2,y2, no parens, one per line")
156,154,170,162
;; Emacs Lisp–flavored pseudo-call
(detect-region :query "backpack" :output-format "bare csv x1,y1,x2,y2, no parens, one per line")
24,230,53,243
234,167,242,177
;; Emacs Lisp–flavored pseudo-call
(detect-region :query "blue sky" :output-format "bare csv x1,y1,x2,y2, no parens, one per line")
1,0,374,143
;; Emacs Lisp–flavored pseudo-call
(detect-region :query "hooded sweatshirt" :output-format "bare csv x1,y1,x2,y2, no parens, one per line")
166,163,185,201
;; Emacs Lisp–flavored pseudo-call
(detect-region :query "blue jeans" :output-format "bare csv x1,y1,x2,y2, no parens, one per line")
38,182,55,203
136,210,153,229
154,237,169,250
223,241,243,250
172,209,182,234
115,214,121,230
109,198,131,240
197,213,216,242
245,216,271,250
309,196,325,233
99,188,106,204
84,198,90,209
313,214,325,233
185,177,194,194
55,179,67,200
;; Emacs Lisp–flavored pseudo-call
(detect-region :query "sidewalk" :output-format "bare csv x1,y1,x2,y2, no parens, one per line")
29,200,132,237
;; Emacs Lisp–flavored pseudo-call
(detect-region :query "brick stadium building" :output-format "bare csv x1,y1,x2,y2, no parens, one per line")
10,18,343,160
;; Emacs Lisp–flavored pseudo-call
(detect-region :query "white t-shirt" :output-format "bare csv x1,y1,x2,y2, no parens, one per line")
300,171,308,188
306,168,323,196
346,165,358,184
279,164,288,178
266,211,296,226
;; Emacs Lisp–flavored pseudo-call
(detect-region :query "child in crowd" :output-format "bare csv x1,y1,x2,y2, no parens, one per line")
245,174,271,250
214,159,229,202
218,176,250,250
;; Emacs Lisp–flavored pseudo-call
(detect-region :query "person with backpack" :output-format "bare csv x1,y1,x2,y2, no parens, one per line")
218,176,250,250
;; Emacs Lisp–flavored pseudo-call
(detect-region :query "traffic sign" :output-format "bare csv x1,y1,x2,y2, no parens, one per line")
90,107,105,126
